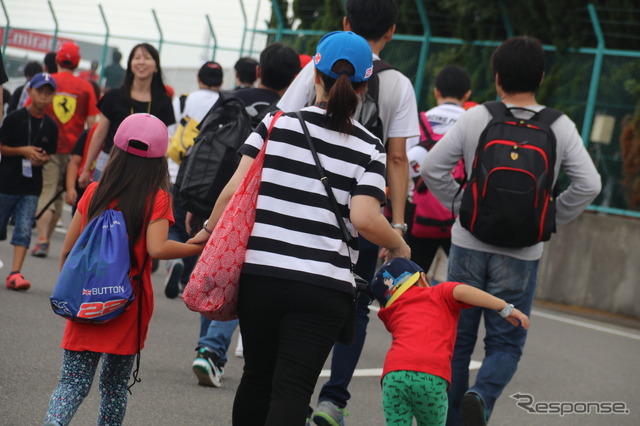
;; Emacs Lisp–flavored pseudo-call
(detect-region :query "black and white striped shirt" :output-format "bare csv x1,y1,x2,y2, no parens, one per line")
238,106,386,294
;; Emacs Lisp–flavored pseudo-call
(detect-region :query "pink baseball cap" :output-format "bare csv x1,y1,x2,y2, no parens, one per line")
114,114,168,158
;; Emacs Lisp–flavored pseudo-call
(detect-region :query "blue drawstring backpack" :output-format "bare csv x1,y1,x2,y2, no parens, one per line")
50,209,137,323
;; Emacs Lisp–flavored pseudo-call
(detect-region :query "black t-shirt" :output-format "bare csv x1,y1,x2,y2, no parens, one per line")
0,108,58,195
233,88,280,118
98,88,175,153
71,129,87,157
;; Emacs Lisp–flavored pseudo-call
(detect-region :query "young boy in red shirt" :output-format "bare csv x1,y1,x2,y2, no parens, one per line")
371,258,529,425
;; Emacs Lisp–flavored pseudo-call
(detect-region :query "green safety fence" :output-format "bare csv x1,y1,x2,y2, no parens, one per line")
244,1,640,219
1,0,639,218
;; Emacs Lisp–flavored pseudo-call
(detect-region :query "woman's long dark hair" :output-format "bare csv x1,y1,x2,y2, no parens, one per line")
320,59,367,134
87,147,170,258
120,43,168,109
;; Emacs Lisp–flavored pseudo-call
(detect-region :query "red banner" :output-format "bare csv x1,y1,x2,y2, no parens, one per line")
0,28,74,53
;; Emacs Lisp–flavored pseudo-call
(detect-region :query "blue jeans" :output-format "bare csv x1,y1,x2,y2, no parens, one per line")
169,185,198,283
0,194,38,247
198,317,239,366
445,244,539,425
318,235,379,408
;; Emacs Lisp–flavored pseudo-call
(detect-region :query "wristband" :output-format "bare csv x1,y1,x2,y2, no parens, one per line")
202,219,213,234
391,223,408,234
498,303,514,318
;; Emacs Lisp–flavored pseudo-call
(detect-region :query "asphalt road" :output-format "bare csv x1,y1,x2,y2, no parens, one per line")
1,215,639,425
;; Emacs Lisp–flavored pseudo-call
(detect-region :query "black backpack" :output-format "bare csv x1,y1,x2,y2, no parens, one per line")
176,91,253,218
459,101,563,247
356,60,394,141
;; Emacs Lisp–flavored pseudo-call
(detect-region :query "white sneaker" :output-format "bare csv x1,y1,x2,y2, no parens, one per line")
235,333,244,358
192,347,223,387
164,259,184,299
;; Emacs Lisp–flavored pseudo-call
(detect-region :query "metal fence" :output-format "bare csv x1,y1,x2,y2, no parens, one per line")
2,0,639,218
246,1,640,219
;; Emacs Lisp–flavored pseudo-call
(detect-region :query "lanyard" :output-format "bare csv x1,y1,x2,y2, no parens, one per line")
130,96,152,115
27,113,44,146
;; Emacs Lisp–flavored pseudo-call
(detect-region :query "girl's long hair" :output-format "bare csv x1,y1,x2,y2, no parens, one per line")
320,59,367,134
87,147,170,257
120,43,169,109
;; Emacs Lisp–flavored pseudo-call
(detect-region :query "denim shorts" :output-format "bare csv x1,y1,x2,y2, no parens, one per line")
0,193,38,247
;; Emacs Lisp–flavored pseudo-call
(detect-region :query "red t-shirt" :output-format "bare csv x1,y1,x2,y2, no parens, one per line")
61,182,174,355
377,281,471,384
44,71,100,154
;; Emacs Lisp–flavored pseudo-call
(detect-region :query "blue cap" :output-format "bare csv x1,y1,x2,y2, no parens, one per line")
28,73,57,90
313,31,373,82
371,258,424,308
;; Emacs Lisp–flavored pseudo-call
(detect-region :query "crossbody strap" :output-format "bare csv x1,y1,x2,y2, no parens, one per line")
295,111,353,244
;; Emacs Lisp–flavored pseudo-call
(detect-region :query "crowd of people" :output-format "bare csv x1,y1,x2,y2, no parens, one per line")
0,0,601,425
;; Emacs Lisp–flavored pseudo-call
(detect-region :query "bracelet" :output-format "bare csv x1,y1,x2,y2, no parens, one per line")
498,303,514,318
391,223,408,234
202,219,213,234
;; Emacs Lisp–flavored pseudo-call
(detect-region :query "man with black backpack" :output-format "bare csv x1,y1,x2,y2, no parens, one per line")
421,37,601,426
278,1,419,424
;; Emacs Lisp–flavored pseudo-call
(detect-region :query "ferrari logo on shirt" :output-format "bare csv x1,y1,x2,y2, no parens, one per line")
53,93,77,124
511,152,519,161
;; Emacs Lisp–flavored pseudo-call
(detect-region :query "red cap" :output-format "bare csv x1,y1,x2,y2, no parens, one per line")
56,42,81,69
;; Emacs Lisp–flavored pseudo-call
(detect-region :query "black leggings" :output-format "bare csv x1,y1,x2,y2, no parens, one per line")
233,274,352,426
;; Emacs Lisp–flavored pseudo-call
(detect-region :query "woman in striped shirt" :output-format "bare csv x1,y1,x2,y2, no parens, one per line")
191,31,410,426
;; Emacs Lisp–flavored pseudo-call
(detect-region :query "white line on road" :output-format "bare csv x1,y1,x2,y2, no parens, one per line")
532,309,640,341
339,305,640,378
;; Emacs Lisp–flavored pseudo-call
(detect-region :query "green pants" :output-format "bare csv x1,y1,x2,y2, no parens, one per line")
381,370,448,426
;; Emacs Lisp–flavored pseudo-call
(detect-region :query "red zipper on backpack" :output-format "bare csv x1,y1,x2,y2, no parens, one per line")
470,181,478,230
504,121,542,130
485,140,549,171
538,192,550,241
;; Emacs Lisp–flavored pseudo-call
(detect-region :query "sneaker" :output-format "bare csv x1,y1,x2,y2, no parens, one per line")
164,259,184,299
312,400,347,426
31,242,49,258
461,392,487,426
192,347,223,387
234,334,243,358
6,272,31,291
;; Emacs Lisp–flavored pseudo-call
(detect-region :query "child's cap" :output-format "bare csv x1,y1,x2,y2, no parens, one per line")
114,113,168,158
198,61,223,87
28,73,57,90
371,258,424,308
313,31,373,82
56,42,81,68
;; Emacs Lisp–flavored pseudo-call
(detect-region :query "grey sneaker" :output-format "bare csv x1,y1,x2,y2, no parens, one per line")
164,259,184,299
192,347,223,387
31,242,49,258
312,400,347,426
461,392,487,426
